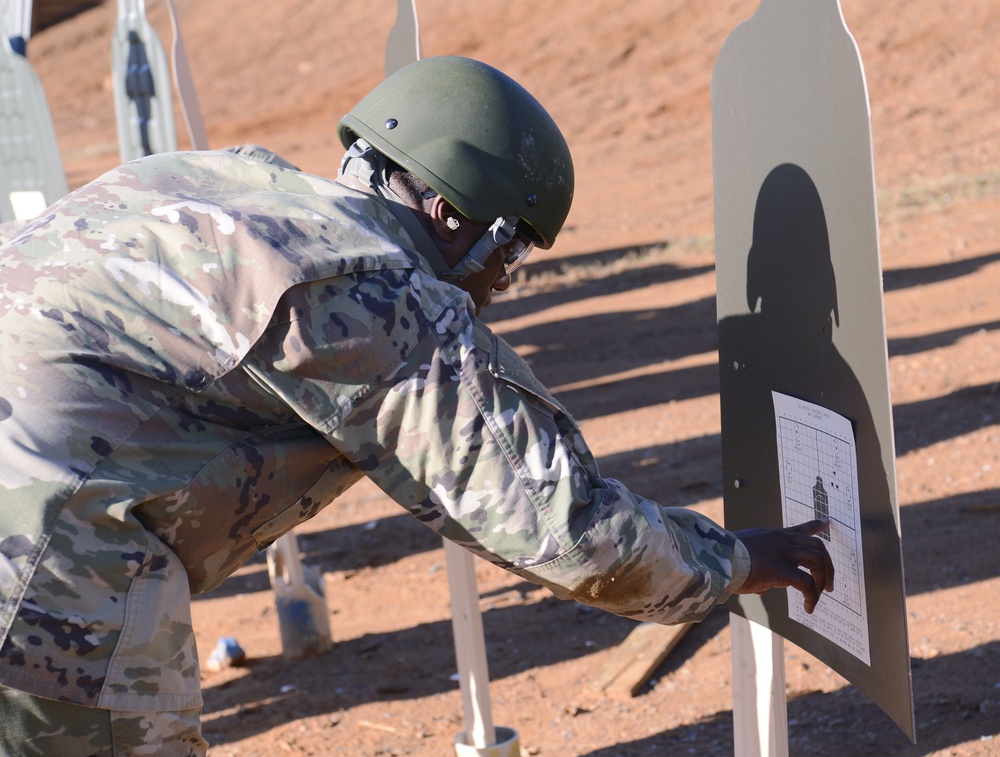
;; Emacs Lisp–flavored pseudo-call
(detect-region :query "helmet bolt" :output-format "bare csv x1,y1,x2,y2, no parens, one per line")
526,193,538,207
384,118,399,130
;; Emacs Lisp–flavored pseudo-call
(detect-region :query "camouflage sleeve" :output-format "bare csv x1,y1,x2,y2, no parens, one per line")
0,217,31,245
245,271,750,626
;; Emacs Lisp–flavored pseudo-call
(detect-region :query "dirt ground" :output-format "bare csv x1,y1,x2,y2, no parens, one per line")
23,0,1000,754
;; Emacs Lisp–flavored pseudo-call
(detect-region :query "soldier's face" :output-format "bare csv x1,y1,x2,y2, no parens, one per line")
439,213,513,315
423,193,516,313
460,249,511,315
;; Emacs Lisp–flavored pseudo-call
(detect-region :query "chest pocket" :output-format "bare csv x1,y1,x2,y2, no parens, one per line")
135,423,351,594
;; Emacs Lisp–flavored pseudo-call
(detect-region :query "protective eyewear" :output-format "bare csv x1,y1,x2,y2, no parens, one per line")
417,190,541,281
501,233,535,274
490,216,537,274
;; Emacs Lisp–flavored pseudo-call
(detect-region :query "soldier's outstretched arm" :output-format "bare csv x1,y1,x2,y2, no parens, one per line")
244,282,754,626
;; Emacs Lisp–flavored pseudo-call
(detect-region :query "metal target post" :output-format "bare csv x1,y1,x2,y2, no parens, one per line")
0,0,68,222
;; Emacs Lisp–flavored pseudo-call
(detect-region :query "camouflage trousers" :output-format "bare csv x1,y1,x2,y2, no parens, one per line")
0,685,208,756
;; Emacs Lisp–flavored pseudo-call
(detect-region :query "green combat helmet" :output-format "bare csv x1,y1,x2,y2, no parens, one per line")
337,56,574,280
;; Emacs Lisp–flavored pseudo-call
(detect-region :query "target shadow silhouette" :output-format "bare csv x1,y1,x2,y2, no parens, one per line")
717,163,910,735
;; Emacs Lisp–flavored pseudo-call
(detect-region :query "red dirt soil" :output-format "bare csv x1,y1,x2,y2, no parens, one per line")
21,0,1000,754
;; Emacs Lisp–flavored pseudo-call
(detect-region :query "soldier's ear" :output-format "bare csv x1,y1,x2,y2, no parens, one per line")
427,195,463,243
426,195,486,268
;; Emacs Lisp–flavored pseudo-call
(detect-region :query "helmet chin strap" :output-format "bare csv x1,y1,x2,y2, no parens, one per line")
440,216,518,284
339,139,510,284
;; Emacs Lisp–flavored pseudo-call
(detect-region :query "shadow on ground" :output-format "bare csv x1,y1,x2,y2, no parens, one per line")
579,640,1000,757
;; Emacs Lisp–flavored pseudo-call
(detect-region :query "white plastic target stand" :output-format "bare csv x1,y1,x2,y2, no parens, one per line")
384,3,520,753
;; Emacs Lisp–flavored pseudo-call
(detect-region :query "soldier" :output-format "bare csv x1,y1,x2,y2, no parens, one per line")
0,56,833,755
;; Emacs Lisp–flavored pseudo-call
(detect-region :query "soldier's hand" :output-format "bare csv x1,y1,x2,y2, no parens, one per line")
733,518,835,614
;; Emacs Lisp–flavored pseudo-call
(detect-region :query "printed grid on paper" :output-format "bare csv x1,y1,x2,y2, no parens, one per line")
777,416,863,617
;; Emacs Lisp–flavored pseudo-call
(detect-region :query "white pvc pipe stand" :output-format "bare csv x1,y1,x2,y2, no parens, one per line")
266,531,333,660
444,539,520,757
731,613,789,757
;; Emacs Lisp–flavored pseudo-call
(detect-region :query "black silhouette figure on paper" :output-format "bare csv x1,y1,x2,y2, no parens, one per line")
812,475,830,539
125,31,157,157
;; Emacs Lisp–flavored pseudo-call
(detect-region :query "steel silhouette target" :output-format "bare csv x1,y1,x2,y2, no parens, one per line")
712,0,914,741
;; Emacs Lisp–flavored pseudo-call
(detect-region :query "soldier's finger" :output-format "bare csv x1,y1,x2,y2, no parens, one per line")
789,517,831,538
796,545,835,595
787,569,821,614
786,525,836,592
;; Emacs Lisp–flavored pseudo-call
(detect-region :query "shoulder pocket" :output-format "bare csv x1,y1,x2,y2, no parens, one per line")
474,322,568,417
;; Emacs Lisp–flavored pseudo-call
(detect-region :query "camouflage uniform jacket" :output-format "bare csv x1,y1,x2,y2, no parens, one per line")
0,150,750,711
